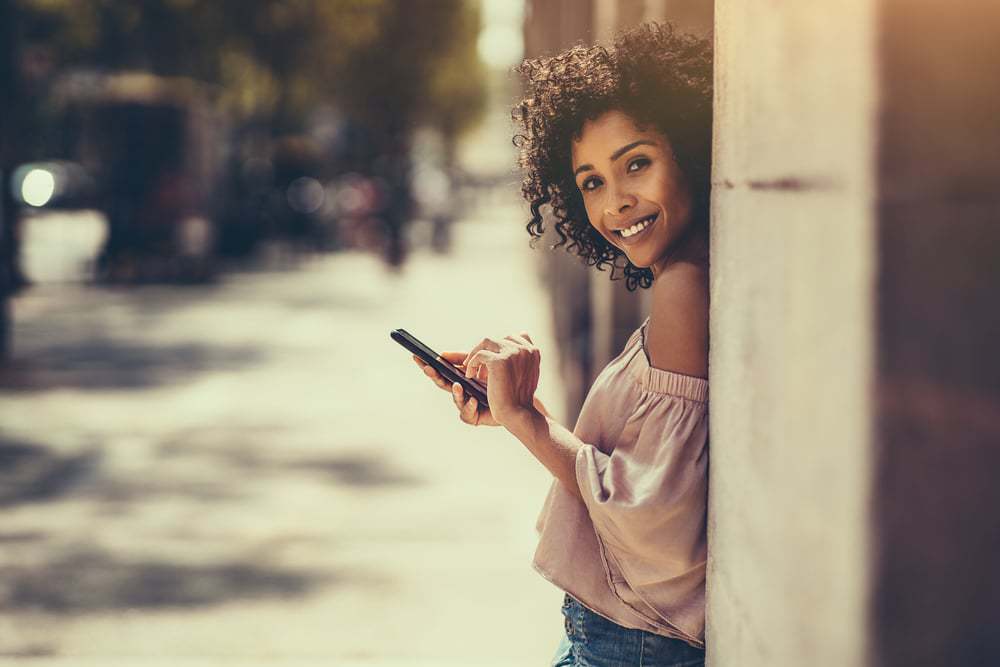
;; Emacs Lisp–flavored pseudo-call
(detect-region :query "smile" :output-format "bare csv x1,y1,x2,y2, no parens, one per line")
615,213,658,242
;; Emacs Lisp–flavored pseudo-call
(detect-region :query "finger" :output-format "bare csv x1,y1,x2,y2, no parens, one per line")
422,363,448,388
465,349,501,378
413,355,437,380
462,395,480,426
472,363,488,383
504,334,529,347
456,357,487,383
439,351,471,376
439,351,469,364
413,355,450,384
504,332,534,347
463,338,502,368
451,383,476,425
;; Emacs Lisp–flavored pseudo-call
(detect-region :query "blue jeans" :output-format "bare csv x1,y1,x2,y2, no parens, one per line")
551,594,706,667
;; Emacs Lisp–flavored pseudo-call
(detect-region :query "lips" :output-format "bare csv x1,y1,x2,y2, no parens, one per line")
614,212,658,244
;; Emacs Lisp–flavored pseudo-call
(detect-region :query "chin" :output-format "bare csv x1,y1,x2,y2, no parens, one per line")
623,252,655,269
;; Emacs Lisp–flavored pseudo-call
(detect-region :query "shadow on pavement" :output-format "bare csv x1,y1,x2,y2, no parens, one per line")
270,291,383,312
0,439,99,507
87,475,244,507
0,530,49,544
0,339,266,392
283,453,424,488
0,644,58,659
0,436,246,511
159,430,424,490
0,546,329,613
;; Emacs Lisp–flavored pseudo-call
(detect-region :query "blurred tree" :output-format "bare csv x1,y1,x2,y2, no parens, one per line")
12,0,487,268
15,0,485,140
419,1,488,160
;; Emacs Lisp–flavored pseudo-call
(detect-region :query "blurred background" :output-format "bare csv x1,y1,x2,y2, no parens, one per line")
4,0,997,666
0,1,711,665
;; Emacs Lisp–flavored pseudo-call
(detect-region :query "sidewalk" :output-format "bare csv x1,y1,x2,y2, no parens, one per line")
0,198,566,665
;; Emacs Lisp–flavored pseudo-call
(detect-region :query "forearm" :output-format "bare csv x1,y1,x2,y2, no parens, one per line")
503,406,585,503
531,395,553,419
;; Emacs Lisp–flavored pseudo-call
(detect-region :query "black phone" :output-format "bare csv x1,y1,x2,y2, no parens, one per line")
391,328,490,407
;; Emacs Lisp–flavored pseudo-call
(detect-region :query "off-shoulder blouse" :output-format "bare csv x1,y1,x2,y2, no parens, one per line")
533,316,709,648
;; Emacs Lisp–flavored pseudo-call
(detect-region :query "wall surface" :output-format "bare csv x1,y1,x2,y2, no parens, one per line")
707,3,877,665
873,1,1000,665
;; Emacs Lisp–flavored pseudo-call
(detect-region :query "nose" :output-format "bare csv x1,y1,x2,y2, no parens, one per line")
603,185,637,220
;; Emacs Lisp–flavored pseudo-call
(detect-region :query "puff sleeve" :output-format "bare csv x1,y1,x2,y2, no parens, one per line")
575,386,709,591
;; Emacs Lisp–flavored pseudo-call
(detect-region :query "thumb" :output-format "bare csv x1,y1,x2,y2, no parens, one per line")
439,351,469,364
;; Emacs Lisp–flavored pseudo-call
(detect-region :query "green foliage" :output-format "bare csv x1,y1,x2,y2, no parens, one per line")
16,0,486,139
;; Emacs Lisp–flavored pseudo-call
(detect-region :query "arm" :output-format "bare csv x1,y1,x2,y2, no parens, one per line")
449,332,708,561
504,405,584,503
460,330,709,607
531,395,554,419
508,397,708,560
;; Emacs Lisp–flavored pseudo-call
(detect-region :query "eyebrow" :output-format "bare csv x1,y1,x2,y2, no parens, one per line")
573,139,658,177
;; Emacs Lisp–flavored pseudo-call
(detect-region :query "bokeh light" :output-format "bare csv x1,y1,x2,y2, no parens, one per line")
286,176,325,214
477,24,523,68
21,168,55,207
477,0,524,68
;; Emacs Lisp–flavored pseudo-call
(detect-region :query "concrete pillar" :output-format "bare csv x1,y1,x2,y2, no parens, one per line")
710,0,1000,665
708,2,877,665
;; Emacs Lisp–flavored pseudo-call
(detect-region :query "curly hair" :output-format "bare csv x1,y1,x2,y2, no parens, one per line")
512,22,713,290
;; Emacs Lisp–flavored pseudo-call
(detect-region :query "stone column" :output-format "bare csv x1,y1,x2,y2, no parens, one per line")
707,2,877,665
709,0,1000,665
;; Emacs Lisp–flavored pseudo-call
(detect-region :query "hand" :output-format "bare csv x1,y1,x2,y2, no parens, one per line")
463,332,540,427
411,351,500,427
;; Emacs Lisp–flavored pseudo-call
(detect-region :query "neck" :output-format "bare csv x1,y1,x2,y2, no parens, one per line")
650,225,709,280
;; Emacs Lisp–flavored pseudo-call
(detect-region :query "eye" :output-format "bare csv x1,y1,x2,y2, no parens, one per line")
627,156,651,173
579,175,603,193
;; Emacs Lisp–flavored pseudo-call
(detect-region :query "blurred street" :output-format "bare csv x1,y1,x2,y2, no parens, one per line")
0,189,565,666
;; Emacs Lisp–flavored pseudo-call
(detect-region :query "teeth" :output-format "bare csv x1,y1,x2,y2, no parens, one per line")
619,216,653,238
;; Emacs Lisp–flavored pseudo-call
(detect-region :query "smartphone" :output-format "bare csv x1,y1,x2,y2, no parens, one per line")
391,328,490,407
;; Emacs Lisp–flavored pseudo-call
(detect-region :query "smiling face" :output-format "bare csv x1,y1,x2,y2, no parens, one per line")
571,110,694,275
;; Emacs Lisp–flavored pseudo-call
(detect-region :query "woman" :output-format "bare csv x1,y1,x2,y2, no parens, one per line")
413,22,712,666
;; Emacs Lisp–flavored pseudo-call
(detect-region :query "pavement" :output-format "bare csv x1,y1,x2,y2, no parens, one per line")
0,196,567,665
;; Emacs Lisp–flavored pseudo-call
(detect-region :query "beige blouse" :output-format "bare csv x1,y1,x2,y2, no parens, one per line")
533,317,709,648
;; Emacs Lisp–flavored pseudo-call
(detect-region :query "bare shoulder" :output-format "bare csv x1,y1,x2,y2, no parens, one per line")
645,263,709,378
